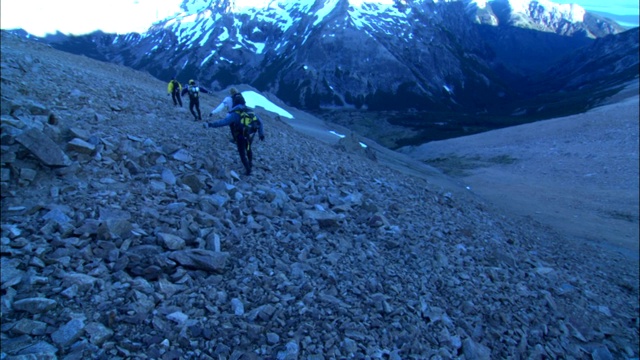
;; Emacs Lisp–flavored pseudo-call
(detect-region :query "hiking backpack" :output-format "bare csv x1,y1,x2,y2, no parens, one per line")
188,86,199,98
236,110,259,138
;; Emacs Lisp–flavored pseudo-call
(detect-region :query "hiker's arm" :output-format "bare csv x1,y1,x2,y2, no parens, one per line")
205,113,235,128
210,101,225,115
223,97,233,111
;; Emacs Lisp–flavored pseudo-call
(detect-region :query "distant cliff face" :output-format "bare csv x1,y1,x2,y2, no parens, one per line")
36,0,635,115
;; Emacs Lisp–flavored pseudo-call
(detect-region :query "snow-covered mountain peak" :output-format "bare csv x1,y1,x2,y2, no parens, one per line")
469,0,586,23
510,0,585,22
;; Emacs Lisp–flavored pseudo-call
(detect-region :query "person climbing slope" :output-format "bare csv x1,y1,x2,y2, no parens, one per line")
167,78,183,107
204,93,265,175
210,87,241,142
209,87,239,118
181,79,210,121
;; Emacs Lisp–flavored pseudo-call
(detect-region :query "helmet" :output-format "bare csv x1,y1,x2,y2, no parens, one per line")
189,79,195,85
229,87,238,95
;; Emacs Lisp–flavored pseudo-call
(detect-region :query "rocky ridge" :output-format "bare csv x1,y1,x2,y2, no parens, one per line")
1,31,638,359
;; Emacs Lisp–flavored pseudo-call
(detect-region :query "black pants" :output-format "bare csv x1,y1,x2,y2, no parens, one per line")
172,90,182,107
235,133,253,175
189,99,202,120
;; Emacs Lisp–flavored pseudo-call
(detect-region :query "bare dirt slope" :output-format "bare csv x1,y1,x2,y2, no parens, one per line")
398,83,640,259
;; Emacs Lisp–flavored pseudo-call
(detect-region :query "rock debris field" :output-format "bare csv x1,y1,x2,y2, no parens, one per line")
1,31,638,359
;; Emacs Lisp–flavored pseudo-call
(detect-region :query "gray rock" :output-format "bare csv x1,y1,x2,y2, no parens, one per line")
41,208,72,225
69,127,91,140
19,167,37,182
168,249,229,273
172,149,193,162
84,322,113,346
200,194,228,210
15,127,71,167
67,138,96,154
1,257,24,289
167,311,189,325
10,319,48,336
50,318,85,347
266,332,280,344
61,272,99,292
462,338,491,360
591,345,614,360
182,173,204,193
162,168,177,185
230,298,244,316
303,209,344,229
12,298,57,314
16,340,58,357
0,334,33,354
158,232,186,250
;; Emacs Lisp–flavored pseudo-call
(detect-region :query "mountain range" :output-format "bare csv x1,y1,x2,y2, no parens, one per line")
15,0,639,144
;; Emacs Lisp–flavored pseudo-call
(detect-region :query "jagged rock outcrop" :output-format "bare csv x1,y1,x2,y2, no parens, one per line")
1,31,638,359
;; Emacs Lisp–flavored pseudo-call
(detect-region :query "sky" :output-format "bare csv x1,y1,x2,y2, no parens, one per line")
0,0,637,37
0,0,182,36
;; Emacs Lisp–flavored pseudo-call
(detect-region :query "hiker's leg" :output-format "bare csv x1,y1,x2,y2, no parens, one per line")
228,125,237,143
195,100,202,120
236,137,251,174
189,102,197,119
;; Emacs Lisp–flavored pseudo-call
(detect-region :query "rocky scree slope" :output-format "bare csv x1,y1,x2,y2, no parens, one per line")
1,32,638,359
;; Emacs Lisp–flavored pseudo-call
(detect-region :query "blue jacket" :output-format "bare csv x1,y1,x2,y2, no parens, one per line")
206,105,264,138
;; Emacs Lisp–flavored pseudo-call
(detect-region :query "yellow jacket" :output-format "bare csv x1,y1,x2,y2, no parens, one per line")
168,80,182,93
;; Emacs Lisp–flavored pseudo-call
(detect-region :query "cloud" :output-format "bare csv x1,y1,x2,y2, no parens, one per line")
0,0,181,36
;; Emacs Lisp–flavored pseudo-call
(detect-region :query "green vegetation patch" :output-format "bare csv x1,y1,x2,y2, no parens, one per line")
602,210,639,223
424,154,519,177
488,154,518,165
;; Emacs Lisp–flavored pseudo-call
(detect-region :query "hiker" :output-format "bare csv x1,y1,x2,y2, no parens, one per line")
204,94,265,175
209,87,239,117
167,78,183,107
181,79,210,121
210,87,241,142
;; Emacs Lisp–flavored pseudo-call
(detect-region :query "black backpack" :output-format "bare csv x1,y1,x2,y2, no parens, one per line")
232,93,245,107
188,85,199,98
